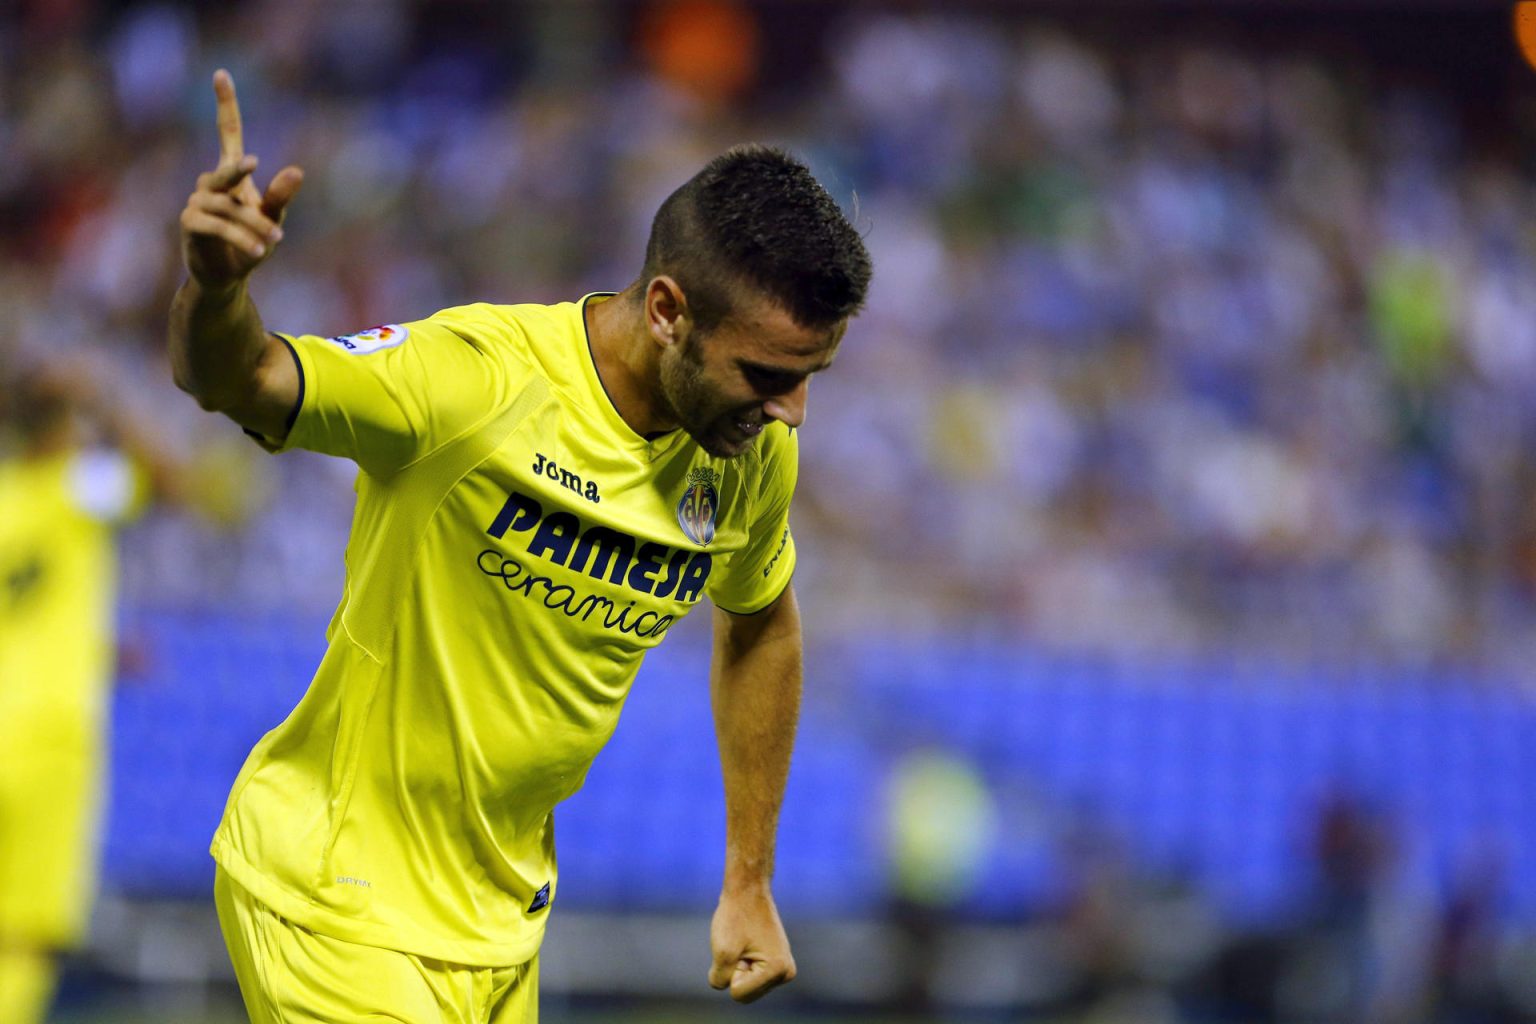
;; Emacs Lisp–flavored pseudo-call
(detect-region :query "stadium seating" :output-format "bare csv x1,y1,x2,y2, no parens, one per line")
104,612,1536,925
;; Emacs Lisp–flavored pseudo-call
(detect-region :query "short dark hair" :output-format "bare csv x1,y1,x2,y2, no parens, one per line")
641,144,872,333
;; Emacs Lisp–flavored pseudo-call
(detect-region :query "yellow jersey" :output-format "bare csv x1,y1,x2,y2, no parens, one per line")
0,448,141,733
0,447,142,946
212,296,798,966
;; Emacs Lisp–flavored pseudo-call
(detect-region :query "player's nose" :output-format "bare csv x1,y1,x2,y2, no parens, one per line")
762,378,808,429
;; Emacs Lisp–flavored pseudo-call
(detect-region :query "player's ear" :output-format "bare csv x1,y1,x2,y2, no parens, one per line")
645,276,689,350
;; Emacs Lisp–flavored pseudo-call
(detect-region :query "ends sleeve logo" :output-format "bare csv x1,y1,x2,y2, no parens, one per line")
328,324,408,355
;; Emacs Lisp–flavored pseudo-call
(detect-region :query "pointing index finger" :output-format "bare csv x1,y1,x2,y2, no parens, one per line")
213,69,245,164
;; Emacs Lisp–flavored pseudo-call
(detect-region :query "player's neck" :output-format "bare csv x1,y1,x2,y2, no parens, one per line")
585,287,676,438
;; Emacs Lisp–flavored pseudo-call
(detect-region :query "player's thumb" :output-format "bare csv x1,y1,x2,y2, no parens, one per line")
261,165,305,223
707,948,738,991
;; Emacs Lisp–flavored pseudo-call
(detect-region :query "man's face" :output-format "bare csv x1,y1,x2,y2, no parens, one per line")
657,291,843,458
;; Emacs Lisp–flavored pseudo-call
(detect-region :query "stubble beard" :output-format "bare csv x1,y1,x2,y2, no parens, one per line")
659,337,746,458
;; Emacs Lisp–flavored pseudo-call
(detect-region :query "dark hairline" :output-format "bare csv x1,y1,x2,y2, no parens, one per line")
640,144,872,333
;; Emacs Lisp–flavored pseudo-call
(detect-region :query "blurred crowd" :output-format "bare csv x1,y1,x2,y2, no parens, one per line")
881,747,1536,1022
6,1,1536,673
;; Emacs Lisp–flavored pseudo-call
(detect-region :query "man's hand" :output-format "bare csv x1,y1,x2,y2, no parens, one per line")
179,69,303,290
707,591,803,1004
168,69,304,433
708,885,796,1003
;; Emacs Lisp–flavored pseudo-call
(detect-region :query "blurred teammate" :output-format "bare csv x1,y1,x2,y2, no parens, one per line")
0,363,181,1024
169,70,870,1022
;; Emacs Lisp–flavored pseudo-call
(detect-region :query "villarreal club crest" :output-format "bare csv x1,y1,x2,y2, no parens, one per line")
677,466,720,546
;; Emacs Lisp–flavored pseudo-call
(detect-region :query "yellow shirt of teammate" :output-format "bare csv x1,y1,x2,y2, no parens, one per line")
0,448,142,948
211,296,798,965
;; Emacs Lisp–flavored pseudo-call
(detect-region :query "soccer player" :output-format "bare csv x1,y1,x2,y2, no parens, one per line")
0,362,183,1024
169,70,871,1021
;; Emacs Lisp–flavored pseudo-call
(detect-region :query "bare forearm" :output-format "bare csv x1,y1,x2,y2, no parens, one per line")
168,277,269,412
711,590,803,893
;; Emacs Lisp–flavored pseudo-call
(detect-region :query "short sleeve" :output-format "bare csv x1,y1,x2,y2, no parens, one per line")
708,424,799,615
259,304,517,477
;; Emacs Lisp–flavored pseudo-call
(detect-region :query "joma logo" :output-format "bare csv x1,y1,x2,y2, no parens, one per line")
532,452,601,503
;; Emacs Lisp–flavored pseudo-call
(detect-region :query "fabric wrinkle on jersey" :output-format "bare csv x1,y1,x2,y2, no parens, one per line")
211,295,798,966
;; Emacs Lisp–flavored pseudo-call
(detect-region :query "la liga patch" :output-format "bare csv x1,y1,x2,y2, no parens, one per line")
329,324,408,355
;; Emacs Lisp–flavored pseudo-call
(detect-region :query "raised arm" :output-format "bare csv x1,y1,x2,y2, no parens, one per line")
169,69,305,439
707,585,802,1003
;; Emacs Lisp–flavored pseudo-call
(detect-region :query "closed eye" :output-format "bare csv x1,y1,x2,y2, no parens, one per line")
743,364,804,394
